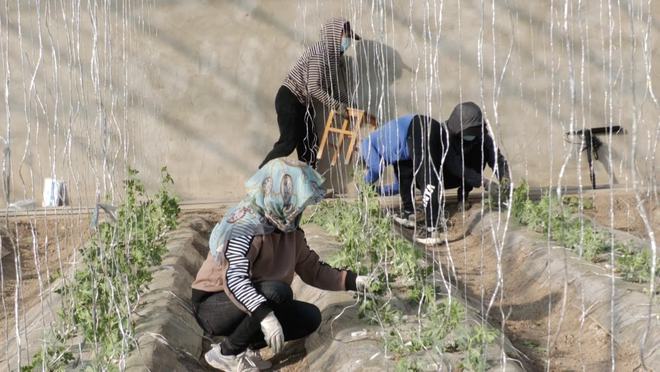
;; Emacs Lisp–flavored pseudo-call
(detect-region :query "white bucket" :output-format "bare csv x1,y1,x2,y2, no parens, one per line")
42,178,68,207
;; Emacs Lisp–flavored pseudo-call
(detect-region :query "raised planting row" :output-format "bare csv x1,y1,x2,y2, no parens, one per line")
307,188,524,371
21,168,180,372
508,181,658,284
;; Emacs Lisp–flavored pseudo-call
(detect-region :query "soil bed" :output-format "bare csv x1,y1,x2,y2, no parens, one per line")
0,213,89,367
392,191,659,371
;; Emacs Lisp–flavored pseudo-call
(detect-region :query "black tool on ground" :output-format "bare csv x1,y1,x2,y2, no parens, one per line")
565,125,625,189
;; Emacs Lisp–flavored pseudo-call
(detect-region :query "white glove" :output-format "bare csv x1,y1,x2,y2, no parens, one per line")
355,275,373,292
260,312,284,354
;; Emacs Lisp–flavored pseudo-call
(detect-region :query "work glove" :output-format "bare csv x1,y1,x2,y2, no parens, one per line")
486,182,501,200
456,199,472,213
260,312,284,354
355,275,374,292
456,187,471,212
485,178,511,205
497,178,512,207
482,178,499,199
481,177,493,191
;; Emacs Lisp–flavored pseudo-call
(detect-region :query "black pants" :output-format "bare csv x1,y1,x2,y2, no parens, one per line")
396,115,469,229
194,281,322,355
260,86,317,168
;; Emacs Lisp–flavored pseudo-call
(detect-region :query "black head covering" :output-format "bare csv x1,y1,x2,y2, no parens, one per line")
446,102,484,137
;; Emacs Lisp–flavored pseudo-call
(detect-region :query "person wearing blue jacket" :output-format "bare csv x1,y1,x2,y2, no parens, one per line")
358,102,509,244
359,114,416,196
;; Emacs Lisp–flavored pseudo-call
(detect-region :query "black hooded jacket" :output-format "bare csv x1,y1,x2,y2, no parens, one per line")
441,102,509,190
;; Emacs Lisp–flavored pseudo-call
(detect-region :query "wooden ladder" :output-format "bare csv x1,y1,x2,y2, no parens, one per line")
317,108,377,166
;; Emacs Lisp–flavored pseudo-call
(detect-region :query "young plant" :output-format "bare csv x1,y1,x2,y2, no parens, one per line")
20,326,75,372
24,168,180,370
454,325,498,372
510,180,658,284
311,177,499,368
421,298,465,346
395,357,423,372
616,245,658,283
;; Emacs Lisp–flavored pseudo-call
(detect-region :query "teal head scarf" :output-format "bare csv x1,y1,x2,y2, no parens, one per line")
209,159,326,259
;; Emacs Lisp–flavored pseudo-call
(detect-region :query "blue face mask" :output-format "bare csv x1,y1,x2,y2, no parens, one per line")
341,36,352,52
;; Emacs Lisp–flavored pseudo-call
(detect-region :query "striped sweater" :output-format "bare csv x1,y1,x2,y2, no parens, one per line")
282,17,349,109
192,229,355,322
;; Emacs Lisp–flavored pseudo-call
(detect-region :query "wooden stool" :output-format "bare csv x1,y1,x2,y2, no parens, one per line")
317,108,378,166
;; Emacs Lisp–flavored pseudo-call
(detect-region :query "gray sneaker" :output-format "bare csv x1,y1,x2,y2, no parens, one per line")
244,348,271,370
392,210,416,228
204,344,259,372
415,227,446,246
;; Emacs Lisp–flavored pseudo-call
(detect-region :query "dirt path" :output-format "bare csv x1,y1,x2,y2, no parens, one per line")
392,192,658,371
435,226,636,371
0,214,89,353
584,192,659,240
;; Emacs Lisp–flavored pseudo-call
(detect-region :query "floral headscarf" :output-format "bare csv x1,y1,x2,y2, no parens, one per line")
209,159,326,259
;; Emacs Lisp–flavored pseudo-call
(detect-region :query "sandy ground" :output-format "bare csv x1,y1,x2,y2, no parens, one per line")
2,190,656,371
584,191,659,240
0,214,89,352
430,224,638,371
208,190,658,371
391,190,659,371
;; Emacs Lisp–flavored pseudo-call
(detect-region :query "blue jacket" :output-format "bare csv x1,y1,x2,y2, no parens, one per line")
358,114,415,195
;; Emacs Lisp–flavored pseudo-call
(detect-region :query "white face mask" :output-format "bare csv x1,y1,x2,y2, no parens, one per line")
341,36,352,52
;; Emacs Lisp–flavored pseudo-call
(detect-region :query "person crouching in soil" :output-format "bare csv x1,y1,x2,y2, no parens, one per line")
191,158,370,371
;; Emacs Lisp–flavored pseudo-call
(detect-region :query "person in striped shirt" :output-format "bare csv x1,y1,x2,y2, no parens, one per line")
259,17,360,169
192,159,371,371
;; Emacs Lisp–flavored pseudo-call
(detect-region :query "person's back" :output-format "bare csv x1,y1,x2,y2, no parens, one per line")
389,103,509,245
282,18,348,109
260,18,360,169
359,114,415,192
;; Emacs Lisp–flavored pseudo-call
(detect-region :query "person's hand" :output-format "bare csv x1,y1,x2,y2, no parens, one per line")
260,312,284,354
499,177,511,195
483,178,502,196
487,182,501,200
482,178,493,191
338,103,349,120
496,178,511,206
456,199,472,213
366,113,378,126
355,275,374,292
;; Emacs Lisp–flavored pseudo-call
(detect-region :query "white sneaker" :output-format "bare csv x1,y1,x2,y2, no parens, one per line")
204,344,259,372
244,348,272,370
415,227,446,246
392,210,416,228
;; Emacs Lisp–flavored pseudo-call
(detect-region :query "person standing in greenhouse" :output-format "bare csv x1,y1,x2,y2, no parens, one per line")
259,17,360,169
358,102,510,245
191,159,370,371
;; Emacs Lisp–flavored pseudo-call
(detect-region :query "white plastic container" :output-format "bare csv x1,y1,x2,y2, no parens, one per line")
42,178,68,207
